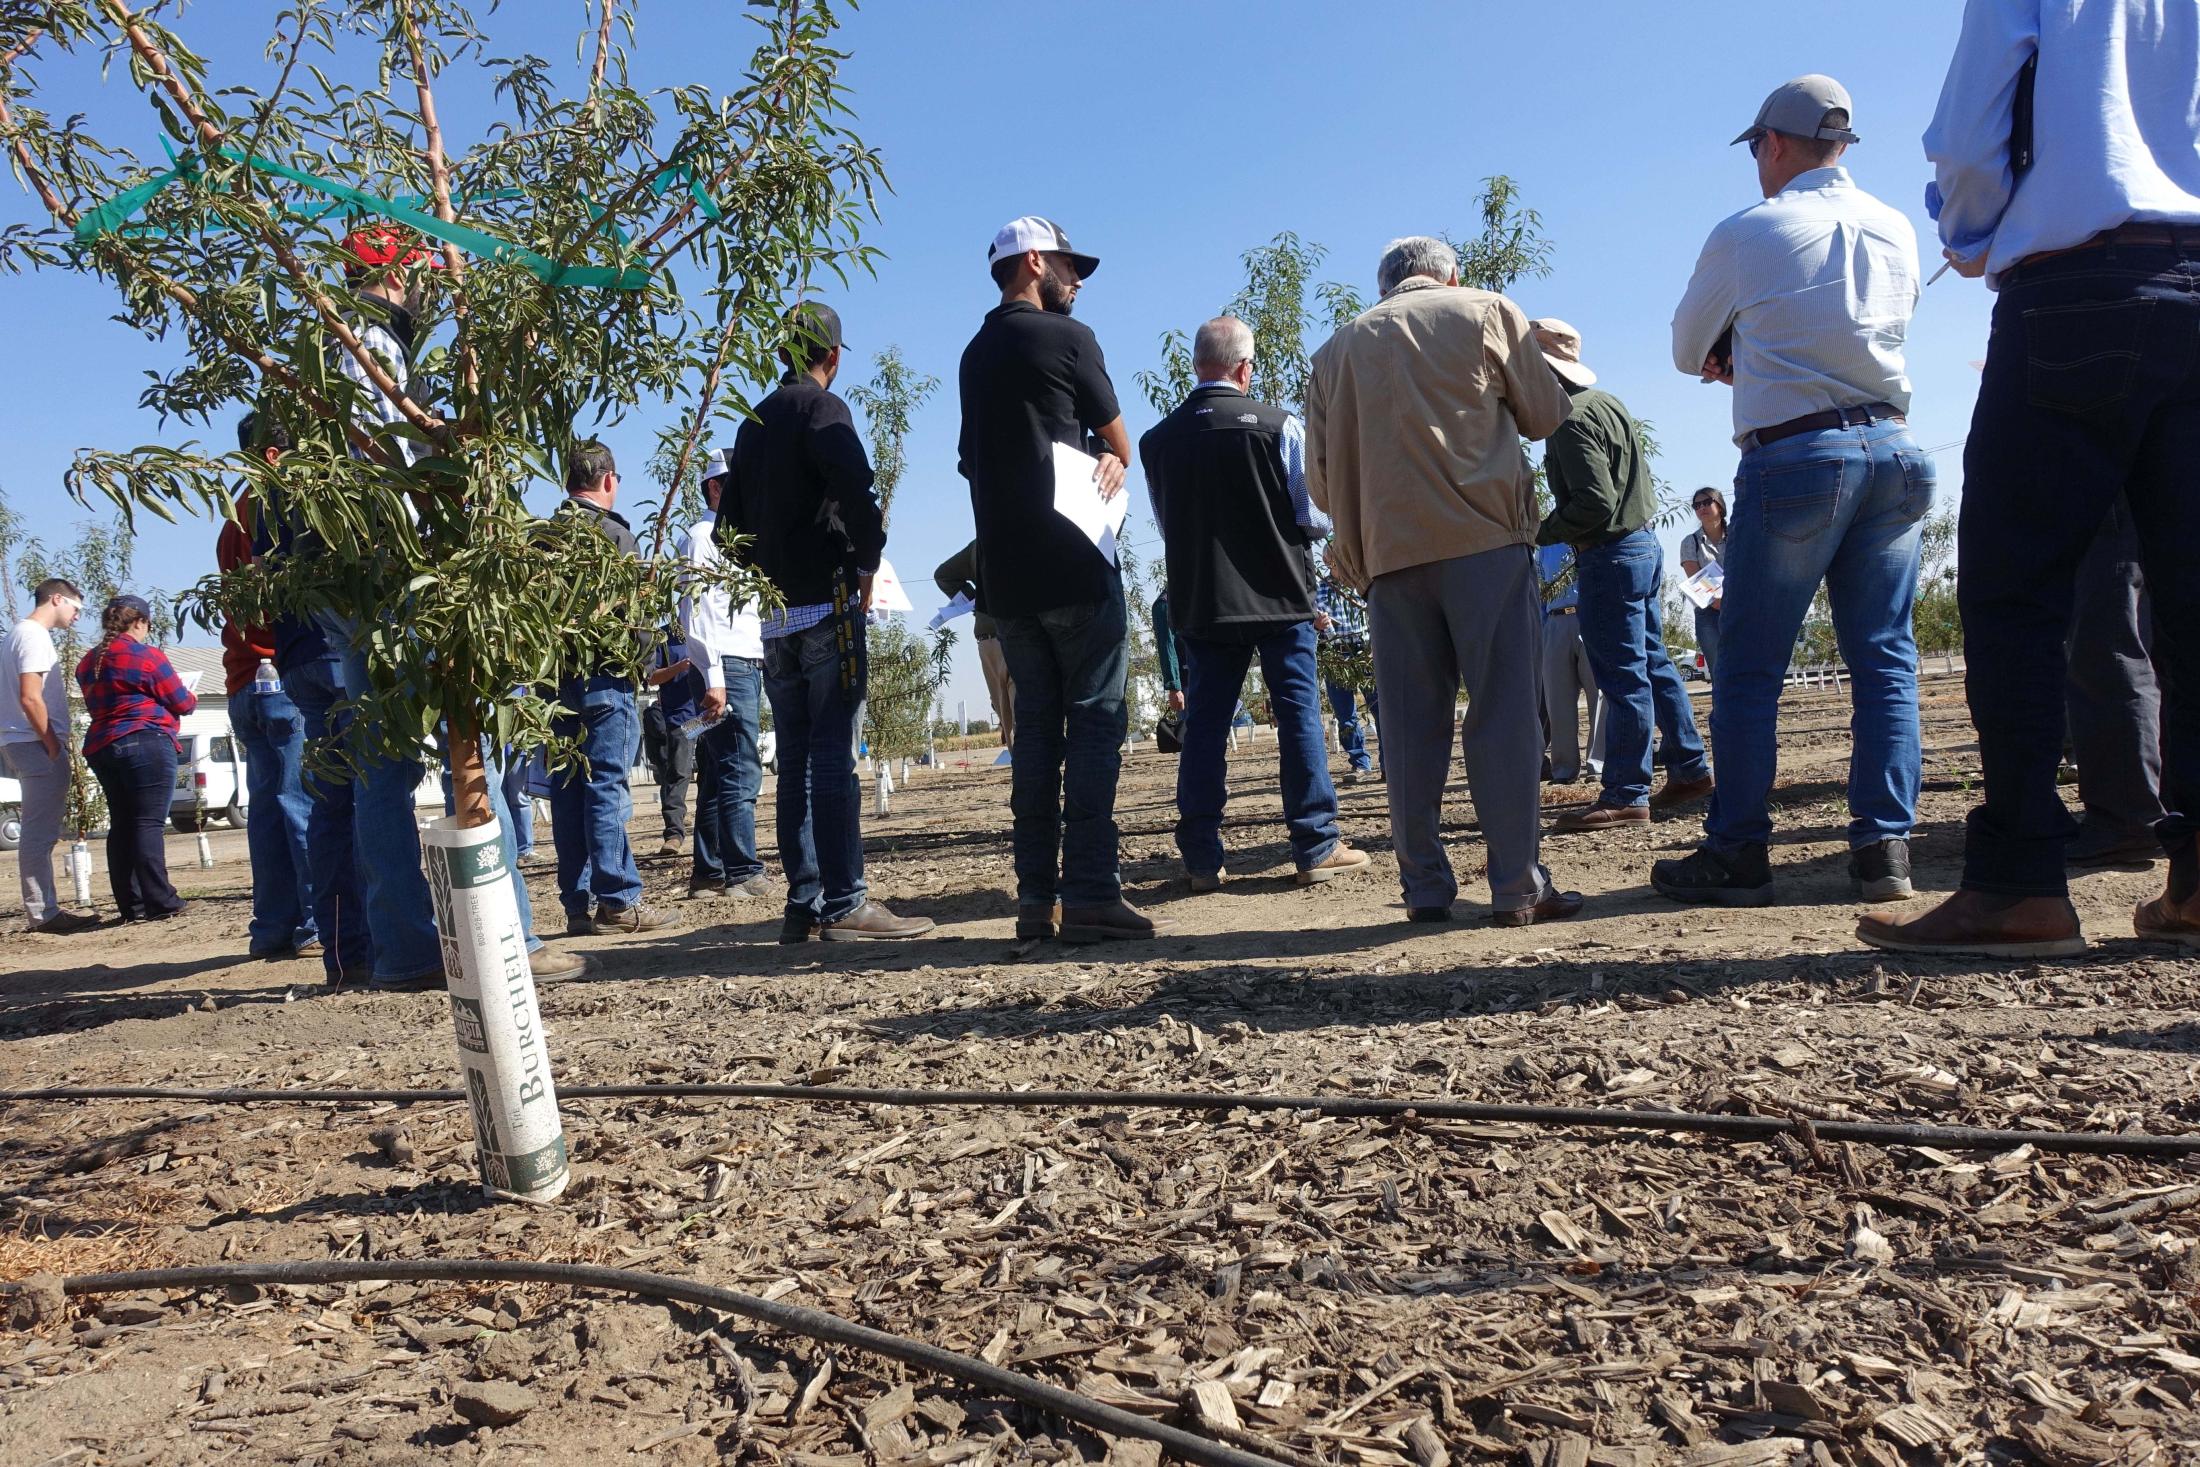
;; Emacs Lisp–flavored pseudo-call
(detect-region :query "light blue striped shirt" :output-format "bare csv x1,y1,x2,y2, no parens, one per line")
1925,0,2200,289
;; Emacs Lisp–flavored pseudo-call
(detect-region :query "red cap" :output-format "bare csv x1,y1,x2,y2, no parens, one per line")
344,225,444,270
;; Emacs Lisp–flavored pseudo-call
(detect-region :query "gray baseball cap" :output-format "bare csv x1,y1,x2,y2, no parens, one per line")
1732,74,1861,147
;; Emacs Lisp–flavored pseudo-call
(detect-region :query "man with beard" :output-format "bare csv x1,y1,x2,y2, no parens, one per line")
958,217,1172,944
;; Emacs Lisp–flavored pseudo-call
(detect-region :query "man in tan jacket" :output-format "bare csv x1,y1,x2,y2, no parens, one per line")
1307,236,1582,926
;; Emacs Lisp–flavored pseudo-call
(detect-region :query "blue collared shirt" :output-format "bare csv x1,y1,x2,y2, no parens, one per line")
1671,168,1920,447
1535,543,1579,617
1924,0,2200,289
1193,379,1331,537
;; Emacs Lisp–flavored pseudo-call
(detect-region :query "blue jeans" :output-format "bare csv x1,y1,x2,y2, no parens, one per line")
693,656,766,887
550,675,645,918
500,752,535,859
284,655,372,980
1704,420,1931,856
1178,621,1341,874
1694,607,1722,682
229,681,317,953
85,729,181,920
1577,530,1710,807
478,741,545,953
764,614,866,923
1328,675,1378,772
997,581,1130,907
316,621,444,984
1959,243,2200,895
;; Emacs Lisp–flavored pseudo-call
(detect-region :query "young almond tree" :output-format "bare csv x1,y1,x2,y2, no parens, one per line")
847,345,950,795
0,0,883,824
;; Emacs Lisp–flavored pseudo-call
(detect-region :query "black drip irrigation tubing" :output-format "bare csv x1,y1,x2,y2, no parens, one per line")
4,1080,2197,1158
3,1259,1293,1467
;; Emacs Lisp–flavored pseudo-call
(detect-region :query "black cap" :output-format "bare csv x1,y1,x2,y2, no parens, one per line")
783,301,844,369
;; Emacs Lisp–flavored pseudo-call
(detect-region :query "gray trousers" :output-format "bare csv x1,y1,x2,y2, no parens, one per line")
1369,546,1552,913
1541,608,1607,780
2,738,67,924
2066,500,2164,839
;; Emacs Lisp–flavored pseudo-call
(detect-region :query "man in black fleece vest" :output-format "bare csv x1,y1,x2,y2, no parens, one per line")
1142,316,1369,892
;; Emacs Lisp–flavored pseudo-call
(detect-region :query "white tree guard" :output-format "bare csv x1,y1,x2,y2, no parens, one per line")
69,840,93,908
420,814,568,1203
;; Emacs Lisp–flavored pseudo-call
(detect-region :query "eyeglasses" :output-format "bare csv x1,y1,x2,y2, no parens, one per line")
1747,135,1762,160
1692,500,1717,511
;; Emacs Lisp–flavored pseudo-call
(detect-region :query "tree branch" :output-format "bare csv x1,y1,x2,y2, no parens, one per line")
1,26,47,70
100,0,450,450
399,2,478,406
646,280,755,559
0,80,385,464
589,0,615,95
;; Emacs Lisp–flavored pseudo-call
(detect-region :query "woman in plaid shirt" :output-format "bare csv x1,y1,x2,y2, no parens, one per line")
75,594,196,921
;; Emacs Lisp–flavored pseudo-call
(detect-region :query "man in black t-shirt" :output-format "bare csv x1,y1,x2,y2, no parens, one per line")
958,216,1172,944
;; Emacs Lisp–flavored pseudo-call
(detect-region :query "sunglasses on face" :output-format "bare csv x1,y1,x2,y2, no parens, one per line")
1693,500,1717,511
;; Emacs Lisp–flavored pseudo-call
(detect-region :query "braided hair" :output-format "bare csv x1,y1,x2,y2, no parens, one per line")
90,599,147,681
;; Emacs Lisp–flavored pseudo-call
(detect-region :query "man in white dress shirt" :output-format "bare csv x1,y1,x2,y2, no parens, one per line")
1653,75,1934,912
678,449,770,900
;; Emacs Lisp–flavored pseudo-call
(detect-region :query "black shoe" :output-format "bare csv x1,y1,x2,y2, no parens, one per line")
564,911,596,937
1015,902,1059,940
1848,838,1914,902
779,913,818,945
1407,906,1453,923
1651,845,1774,907
1490,888,1586,927
2067,824,2161,871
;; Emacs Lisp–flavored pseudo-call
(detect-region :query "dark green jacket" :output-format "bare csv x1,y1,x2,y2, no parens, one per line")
1535,384,1658,547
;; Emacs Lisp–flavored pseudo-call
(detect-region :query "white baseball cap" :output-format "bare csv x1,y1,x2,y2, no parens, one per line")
702,449,731,482
987,216,1100,279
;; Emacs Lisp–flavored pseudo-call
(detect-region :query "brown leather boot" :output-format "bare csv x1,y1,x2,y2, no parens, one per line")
2135,888,2200,948
1059,899,1178,944
1649,772,1715,810
819,900,935,941
1857,889,2086,959
1552,801,1649,834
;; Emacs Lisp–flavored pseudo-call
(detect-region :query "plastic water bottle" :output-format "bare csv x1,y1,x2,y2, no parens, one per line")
677,714,720,743
253,658,281,697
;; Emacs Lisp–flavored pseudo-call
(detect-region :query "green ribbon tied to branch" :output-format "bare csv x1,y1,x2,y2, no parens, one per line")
73,142,691,291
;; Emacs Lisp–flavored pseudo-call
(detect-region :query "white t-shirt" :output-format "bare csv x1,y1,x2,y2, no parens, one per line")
1,618,64,746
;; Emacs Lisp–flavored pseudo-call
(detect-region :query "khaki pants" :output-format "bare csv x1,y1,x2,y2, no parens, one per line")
1368,545,1552,914
978,635,1015,746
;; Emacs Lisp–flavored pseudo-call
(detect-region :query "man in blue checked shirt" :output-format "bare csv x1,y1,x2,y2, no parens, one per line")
1313,571,1380,784
1866,0,2200,959
1535,542,1603,788
1143,316,1370,894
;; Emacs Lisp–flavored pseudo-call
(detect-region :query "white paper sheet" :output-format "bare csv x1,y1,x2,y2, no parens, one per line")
1680,560,1725,610
928,591,975,631
1051,441,1130,566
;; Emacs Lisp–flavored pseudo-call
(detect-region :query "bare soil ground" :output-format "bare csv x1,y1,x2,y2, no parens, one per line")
5,673,2199,1466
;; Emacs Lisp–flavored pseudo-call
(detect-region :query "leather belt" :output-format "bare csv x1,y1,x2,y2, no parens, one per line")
2012,220,2200,277
1743,401,1903,453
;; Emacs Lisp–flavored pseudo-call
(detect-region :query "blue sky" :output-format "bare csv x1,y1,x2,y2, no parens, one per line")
0,0,1986,714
